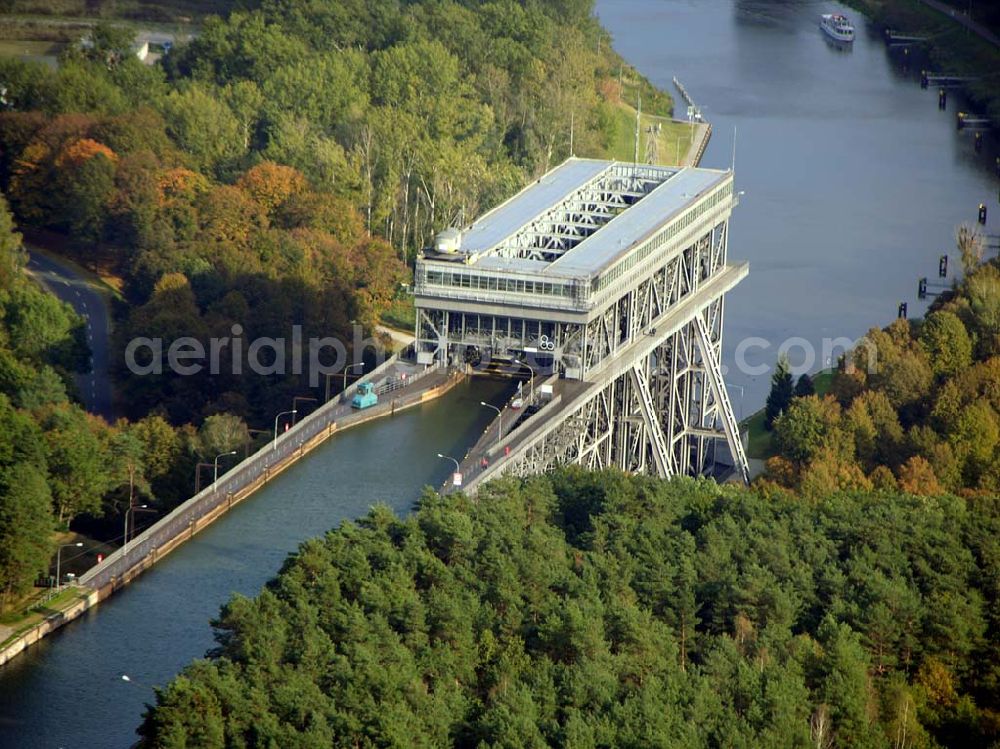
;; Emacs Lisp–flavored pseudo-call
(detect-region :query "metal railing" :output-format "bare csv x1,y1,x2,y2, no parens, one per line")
79,356,446,592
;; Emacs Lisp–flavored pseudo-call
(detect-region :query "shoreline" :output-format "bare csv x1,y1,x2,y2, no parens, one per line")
844,0,1000,124
0,366,466,669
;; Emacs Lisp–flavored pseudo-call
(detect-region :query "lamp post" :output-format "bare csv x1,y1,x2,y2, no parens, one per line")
291,396,318,425
56,542,83,590
437,453,459,472
480,401,502,446
437,452,462,486
214,450,237,484
273,410,297,450
344,362,364,398
123,504,148,555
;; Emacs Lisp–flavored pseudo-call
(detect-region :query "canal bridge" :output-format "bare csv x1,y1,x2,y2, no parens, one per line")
414,158,750,489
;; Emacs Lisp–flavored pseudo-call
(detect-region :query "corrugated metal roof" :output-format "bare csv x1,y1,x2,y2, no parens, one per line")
549,168,728,277
435,159,731,281
459,158,611,253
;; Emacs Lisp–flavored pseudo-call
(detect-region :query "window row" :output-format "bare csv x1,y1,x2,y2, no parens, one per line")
424,270,577,299
595,182,733,292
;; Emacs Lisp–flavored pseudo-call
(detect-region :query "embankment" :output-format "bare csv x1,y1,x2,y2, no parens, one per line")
0,364,465,667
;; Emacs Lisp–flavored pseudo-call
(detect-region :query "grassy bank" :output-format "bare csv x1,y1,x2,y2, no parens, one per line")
845,0,1000,123
380,295,416,333
607,101,697,166
0,587,89,651
0,530,111,650
741,370,835,460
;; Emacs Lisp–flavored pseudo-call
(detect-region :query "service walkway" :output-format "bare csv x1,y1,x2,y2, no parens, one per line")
451,262,750,495
0,358,463,667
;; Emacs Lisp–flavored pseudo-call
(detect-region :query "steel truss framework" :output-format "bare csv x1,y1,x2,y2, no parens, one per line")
417,176,749,485
486,222,749,484
483,307,751,482
489,164,672,262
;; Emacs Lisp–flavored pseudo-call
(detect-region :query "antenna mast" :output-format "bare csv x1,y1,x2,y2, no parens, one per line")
634,92,641,164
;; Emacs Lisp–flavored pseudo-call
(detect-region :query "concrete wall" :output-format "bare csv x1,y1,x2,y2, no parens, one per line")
0,369,465,667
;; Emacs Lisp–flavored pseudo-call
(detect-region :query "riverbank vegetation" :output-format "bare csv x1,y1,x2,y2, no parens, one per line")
761,226,1000,497
140,470,1000,748
0,0,233,25
0,0,675,613
0,0,673,428
0,194,90,609
846,0,1000,123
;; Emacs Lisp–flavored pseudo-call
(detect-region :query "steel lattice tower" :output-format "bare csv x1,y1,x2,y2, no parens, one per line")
413,158,749,487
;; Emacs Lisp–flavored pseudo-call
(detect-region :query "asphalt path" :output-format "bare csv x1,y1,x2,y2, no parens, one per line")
25,248,114,421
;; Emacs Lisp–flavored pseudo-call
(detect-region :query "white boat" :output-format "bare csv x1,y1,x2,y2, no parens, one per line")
820,13,855,42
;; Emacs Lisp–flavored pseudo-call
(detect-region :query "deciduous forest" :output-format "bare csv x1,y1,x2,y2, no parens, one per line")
0,0,667,603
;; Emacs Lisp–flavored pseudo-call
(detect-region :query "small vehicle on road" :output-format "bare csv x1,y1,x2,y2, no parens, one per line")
351,382,378,409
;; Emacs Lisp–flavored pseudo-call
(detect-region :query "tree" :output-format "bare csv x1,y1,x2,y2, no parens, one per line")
131,415,181,480
799,448,872,496
774,395,842,464
964,265,1000,358
765,355,794,430
89,23,136,64
235,161,307,216
815,617,879,748
948,399,1000,482
794,372,815,398
957,223,984,276
108,428,150,516
0,190,25,290
41,405,111,523
161,85,245,175
897,456,943,496
919,311,972,379
0,282,88,373
62,148,116,245
197,413,249,458
0,463,53,609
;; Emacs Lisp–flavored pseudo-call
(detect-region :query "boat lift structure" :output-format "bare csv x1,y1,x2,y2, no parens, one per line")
413,158,750,488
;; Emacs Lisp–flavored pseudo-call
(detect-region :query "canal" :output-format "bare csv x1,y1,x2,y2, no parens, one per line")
0,378,512,749
2,1,999,746
597,0,998,410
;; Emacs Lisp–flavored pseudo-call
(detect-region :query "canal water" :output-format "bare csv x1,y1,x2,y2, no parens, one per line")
0,378,512,749
2,1,999,746
596,0,998,411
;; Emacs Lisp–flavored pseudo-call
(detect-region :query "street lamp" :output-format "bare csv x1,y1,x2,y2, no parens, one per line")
480,401,502,446
56,542,83,590
291,396,318,425
344,362,364,397
214,450,237,484
123,504,148,555
437,453,460,472
272,409,297,450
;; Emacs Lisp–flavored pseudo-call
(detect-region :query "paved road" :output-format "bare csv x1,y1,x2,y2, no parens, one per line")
376,324,415,351
25,249,114,421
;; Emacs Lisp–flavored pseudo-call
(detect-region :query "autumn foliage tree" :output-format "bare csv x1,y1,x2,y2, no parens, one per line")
771,235,1000,496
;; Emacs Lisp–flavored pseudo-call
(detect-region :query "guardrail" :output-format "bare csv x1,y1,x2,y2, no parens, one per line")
688,122,712,167
78,355,444,592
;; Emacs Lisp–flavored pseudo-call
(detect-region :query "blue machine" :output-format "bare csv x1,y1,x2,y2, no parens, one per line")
351,382,378,409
